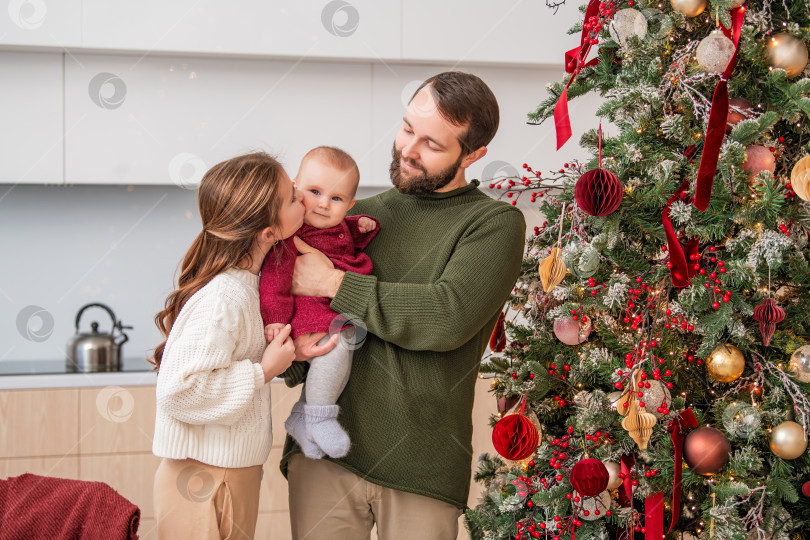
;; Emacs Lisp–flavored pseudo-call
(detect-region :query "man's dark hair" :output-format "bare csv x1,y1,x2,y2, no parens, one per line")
411,72,499,155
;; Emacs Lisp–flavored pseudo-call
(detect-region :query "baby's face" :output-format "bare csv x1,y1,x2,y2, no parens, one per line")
295,158,357,229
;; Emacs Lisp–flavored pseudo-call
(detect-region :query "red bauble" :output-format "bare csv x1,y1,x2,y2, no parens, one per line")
683,427,731,475
727,97,753,129
742,145,776,178
492,413,539,461
574,168,623,216
752,298,785,347
570,458,609,496
489,311,507,352
802,481,810,497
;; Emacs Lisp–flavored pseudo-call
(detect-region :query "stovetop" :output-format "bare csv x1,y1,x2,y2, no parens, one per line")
0,356,155,376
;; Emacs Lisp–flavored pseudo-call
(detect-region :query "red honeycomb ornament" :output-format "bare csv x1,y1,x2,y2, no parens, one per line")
574,168,623,216
752,298,785,347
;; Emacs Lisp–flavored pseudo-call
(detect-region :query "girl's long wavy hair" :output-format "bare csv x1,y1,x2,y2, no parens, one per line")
151,152,286,369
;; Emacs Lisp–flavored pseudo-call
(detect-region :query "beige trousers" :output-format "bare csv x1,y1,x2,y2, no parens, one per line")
288,454,462,540
153,457,263,540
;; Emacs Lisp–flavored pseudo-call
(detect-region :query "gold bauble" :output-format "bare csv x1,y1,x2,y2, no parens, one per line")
697,30,735,73
793,170,810,202
770,421,808,460
791,156,810,202
767,32,809,78
603,461,623,490
670,0,706,17
706,343,745,383
789,345,810,383
607,390,623,411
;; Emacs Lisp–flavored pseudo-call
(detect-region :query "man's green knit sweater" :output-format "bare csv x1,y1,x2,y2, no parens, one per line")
280,179,526,510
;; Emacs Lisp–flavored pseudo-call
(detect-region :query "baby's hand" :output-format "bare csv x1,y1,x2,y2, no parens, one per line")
357,217,376,233
264,323,287,342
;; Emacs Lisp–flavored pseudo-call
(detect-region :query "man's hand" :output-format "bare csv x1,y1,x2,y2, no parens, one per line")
264,323,286,342
357,216,377,233
292,237,345,298
293,332,340,362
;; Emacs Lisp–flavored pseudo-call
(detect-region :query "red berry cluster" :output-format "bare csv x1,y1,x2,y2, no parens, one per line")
664,308,694,332
488,163,557,207
778,222,792,237
684,349,703,366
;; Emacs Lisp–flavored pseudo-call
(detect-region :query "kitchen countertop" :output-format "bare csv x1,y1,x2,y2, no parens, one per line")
0,357,157,390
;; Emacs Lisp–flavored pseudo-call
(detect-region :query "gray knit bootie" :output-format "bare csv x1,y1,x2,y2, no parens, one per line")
304,404,351,458
285,401,325,459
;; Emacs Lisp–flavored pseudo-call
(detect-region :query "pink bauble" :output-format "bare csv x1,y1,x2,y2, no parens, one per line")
743,145,776,178
553,316,592,345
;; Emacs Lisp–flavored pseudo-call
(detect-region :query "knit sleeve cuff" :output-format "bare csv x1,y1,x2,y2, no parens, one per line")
252,362,266,388
280,361,309,388
330,271,375,321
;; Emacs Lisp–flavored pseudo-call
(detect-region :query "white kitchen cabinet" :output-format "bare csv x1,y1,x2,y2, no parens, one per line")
402,0,581,66
0,52,63,184
64,53,375,186
81,0,400,61
0,0,81,48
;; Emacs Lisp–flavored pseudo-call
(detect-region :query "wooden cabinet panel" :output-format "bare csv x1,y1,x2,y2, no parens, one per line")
0,389,79,458
79,453,161,519
137,518,157,540
79,386,155,454
259,447,288,513
0,456,80,480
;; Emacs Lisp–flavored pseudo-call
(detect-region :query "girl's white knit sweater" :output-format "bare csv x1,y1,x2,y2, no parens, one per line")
152,268,272,468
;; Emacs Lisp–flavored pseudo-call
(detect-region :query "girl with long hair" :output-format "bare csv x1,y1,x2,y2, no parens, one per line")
151,152,303,539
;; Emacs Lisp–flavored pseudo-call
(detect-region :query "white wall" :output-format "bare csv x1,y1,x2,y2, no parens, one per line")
0,2,602,363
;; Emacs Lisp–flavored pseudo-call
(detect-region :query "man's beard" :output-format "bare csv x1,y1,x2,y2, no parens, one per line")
389,143,464,196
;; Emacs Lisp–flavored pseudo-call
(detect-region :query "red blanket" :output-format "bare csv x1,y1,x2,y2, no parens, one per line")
0,474,139,540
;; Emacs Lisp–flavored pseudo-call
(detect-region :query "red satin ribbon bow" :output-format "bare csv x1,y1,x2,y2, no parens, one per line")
664,5,746,286
662,180,700,287
667,408,699,532
693,5,747,211
554,0,602,150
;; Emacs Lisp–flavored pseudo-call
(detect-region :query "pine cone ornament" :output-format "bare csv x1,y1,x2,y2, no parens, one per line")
752,298,785,347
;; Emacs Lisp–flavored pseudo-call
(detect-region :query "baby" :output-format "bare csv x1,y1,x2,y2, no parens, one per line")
259,146,378,459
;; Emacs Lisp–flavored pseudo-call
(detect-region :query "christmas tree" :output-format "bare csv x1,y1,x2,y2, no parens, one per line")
466,0,810,538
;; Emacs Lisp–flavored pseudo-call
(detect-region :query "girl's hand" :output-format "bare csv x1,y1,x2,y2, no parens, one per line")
260,324,296,383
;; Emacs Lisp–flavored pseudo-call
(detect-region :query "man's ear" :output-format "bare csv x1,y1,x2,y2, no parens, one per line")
460,147,488,169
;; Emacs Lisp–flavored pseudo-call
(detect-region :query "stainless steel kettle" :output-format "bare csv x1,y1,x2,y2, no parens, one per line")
66,303,132,373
